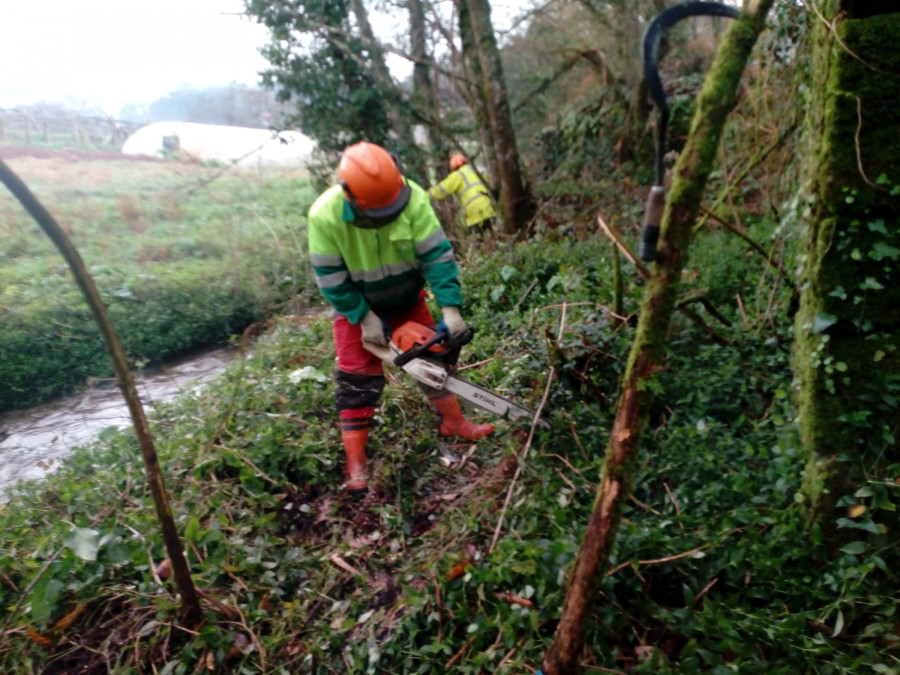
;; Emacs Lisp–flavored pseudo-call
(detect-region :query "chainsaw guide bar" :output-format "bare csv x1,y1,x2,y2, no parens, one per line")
362,322,549,429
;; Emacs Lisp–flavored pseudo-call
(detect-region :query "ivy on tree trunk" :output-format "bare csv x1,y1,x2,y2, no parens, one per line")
794,1,900,544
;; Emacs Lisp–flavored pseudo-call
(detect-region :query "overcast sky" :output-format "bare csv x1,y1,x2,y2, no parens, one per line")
0,0,524,118
0,0,270,116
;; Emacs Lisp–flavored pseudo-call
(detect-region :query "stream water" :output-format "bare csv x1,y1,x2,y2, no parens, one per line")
0,346,236,495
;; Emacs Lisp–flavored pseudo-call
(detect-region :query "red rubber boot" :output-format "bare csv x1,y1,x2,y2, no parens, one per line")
427,391,494,440
340,421,369,494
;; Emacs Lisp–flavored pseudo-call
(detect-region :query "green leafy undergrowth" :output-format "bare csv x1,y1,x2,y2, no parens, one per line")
0,237,897,673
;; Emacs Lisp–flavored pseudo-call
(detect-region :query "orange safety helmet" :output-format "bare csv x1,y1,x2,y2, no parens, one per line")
449,154,466,171
338,142,411,220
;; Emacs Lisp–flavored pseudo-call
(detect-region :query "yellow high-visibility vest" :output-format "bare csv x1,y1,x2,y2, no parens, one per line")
429,165,496,227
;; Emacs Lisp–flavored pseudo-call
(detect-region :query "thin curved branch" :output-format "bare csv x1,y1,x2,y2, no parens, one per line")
0,159,204,628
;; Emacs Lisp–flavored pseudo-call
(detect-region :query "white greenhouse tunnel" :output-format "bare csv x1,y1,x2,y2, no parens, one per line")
122,121,315,168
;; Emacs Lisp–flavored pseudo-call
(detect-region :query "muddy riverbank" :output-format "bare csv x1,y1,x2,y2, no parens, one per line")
0,345,237,495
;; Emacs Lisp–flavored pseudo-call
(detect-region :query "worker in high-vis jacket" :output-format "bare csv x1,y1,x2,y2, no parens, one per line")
428,154,496,242
307,142,494,494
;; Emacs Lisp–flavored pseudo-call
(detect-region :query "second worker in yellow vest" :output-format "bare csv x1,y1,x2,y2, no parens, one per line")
428,154,496,239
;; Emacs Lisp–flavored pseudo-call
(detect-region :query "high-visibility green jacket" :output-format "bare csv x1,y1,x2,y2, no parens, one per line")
308,180,462,325
428,164,497,227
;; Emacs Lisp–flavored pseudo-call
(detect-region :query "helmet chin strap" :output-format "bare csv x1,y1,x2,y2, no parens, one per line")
340,179,356,204
343,191,397,229
349,207,396,229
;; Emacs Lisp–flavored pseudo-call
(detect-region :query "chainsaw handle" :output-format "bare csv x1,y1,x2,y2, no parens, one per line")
392,326,475,367
445,325,475,350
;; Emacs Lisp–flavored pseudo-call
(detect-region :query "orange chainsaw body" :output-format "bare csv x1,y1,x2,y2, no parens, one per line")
390,321,447,355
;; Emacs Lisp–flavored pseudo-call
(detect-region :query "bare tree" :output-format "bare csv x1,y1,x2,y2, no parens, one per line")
349,0,428,182
409,0,451,179
457,0,501,188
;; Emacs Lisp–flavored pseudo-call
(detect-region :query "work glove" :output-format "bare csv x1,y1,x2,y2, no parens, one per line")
438,306,466,337
359,311,389,346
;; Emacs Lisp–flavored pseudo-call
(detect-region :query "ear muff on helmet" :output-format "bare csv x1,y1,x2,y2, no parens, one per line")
338,142,410,223
339,179,356,203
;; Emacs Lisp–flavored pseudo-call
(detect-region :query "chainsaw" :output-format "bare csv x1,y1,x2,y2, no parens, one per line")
363,321,549,429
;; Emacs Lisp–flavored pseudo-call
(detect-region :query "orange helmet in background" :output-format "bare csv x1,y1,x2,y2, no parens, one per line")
338,142,410,220
449,154,466,171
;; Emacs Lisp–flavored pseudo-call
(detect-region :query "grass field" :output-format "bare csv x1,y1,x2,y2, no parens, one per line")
0,148,319,410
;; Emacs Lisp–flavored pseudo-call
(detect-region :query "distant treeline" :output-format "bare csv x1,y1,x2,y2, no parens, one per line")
119,84,293,131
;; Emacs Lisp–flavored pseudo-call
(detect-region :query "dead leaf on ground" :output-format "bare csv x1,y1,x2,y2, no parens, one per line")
227,633,252,660
52,603,86,631
447,558,473,581
26,625,52,648
155,558,172,581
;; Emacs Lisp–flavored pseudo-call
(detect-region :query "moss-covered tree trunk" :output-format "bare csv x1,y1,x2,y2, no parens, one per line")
458,0,500,190
464,0,535,234
794,2,900,544
541,1,775,672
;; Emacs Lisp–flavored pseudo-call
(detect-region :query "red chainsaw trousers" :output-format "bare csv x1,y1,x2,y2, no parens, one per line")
333,293,435,420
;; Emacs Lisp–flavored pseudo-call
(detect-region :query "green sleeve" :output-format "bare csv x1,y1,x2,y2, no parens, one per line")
408,185,463,308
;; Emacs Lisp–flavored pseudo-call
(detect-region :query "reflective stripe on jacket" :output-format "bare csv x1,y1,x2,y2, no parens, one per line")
307,181,462,324
428,164,497,227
